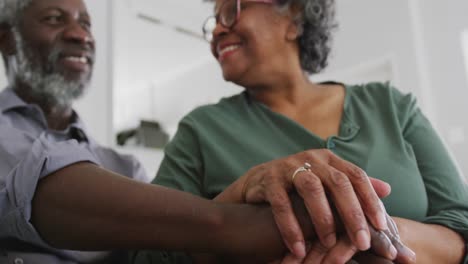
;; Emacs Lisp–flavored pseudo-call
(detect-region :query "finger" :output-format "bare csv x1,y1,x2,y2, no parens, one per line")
312,163,370,251
368,177,391,198
266,182,306,259
352,252,395,264
321,236,358,264
294,170,336,249
383,231,416,264
384,214,399,239
383,216,416,263
303,241,328,264
369,228,397,260
327,154,388,231
392,240,416,264
279,253,303,264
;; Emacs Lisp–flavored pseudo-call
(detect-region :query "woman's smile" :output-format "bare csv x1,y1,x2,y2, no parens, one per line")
217,43,242,62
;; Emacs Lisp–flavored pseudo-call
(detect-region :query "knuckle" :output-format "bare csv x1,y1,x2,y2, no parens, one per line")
311,149,332,160
272,202,291,215
298,175,324,195
263,171,280,185
269,194,291,213
360,191,380,212
314,214,335,228
348,167,368,182
347,208,366,226
255,162,268,172
323,149,333,155
330,170,352,189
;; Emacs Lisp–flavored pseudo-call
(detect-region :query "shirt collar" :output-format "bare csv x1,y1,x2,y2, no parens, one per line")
0,87,29,113
0,87,92,144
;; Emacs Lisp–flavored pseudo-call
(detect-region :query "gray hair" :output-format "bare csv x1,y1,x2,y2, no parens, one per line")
276,0,336,74
0,0,33,25
205,0,336,74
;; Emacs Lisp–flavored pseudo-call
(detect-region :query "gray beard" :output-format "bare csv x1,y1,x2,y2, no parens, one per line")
8,28,89,107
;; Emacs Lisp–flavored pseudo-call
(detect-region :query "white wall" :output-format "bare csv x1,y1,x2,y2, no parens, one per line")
418,0,468,175
74,0,113,146
329,1,421,93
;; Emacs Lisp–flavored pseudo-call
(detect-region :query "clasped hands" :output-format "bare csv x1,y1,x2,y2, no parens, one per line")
239,149,417,264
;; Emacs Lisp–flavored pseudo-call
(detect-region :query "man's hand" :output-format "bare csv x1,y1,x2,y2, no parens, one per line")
349,252,395,264
291,211,416,264
239,149,391,258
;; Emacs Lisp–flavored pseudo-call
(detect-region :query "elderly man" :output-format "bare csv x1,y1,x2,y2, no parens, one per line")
0,0,150,262
0,0,307,262
0,0,403,263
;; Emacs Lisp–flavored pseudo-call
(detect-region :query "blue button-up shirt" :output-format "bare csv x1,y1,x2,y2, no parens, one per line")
0,88,148,263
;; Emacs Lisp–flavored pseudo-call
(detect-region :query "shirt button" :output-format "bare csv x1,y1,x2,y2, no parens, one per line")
328,141,336,149
14,258,24,264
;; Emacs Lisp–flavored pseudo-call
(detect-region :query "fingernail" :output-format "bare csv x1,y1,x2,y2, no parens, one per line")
355,230,370,250
293,241,306,258
405,247,417,261
323,233,336,248
376,212,388,230
389,245,397,259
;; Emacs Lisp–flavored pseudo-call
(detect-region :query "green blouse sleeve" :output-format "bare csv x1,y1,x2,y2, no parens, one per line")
153,115,204,196
395,89,468,262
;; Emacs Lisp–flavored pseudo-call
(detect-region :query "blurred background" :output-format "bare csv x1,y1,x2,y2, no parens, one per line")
1,0,467,178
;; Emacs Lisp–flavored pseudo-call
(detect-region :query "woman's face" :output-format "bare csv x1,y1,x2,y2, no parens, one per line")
210,0,299,87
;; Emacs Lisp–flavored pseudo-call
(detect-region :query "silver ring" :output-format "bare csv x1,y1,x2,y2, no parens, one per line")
291,162,312,182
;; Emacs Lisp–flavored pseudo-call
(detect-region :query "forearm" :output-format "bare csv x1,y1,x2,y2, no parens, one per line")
395,217,465,264
31,162,305,259
31,162,229,251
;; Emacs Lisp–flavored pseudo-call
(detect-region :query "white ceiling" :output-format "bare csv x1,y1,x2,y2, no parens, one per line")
117,0,216,83
132,0,213,36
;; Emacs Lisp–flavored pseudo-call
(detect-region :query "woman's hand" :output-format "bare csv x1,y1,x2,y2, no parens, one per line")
224,149,392,258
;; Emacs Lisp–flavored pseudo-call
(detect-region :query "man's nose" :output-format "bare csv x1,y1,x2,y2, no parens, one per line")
62,21,94,47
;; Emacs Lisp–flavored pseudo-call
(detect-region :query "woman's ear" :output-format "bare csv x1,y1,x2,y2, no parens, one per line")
286,21,300,41
285,5,303,41
0,24,17,56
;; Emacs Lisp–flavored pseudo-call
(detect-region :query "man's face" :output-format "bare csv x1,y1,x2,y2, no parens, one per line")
11,0,95,106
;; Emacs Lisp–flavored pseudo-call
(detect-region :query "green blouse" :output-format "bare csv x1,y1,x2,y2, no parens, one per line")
135,82,468,263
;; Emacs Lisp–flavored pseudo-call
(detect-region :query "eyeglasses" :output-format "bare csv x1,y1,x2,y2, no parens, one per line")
202,0,275,42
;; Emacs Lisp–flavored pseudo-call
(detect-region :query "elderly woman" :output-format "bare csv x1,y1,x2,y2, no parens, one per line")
0,1,400,263
137,0,468,263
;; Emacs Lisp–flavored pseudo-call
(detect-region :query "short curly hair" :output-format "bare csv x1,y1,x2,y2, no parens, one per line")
277,0,336,74
205,0,336,74
0,0,33,25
